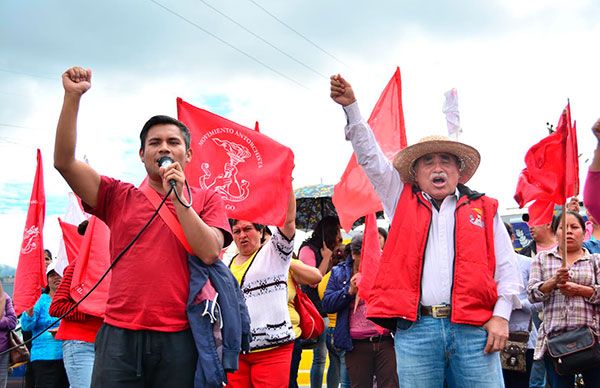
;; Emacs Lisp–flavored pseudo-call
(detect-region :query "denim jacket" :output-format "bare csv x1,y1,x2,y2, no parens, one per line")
321,257,355,352
187,256,251,388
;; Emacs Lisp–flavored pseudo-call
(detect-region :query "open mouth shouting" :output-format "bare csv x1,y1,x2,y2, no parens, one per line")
431,173,448,188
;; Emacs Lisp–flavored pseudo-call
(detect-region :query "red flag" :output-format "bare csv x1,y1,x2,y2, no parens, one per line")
358,213,382,303
70,216,111,318
177,98,294,226
514,103,579,225
13,149,46,315
333,68,407,231
58,218,83,264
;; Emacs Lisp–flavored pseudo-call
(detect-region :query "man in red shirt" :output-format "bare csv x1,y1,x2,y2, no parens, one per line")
54,66,232,387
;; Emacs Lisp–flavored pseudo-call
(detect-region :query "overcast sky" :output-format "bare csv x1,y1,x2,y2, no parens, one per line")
1,0,599,267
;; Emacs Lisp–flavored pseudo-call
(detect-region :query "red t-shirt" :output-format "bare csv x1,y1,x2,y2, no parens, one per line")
86,176,232,332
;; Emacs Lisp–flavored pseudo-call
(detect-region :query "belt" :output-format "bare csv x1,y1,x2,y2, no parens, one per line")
353,334,393,343
420,304,451,319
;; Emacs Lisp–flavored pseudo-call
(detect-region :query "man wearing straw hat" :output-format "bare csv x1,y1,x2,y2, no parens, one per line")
330,74,521,387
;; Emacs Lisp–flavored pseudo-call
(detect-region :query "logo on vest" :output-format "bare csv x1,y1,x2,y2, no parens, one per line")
21,225,40,254
468,208,484,228
197,128,264,211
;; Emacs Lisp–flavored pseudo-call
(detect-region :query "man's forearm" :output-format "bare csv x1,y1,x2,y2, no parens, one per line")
54,93,81,171
175,205,223,264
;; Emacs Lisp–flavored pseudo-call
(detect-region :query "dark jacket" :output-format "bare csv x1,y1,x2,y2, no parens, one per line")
519,241,537,258
187,256,251,388
321,257,354,352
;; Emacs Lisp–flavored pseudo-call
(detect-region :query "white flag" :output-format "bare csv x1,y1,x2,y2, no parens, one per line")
443,88,461,137
55,192,89,276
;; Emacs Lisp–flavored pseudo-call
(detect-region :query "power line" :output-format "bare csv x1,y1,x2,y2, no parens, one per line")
0,68,55,81
0,123,41,131
246,0,347,67
198,0,327,79
148,0,307,89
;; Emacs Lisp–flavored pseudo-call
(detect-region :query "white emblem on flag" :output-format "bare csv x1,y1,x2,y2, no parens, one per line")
200,137,251,204
21,225,40,254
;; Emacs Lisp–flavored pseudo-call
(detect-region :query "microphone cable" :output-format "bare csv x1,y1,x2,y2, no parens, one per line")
1,185,176,356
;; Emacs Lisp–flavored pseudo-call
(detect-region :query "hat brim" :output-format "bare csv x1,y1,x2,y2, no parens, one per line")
393,140,480,184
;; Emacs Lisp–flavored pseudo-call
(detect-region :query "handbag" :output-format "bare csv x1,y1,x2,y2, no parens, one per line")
293,282,325,340
501,331,529,373
547,327,600,375
8,329,30,369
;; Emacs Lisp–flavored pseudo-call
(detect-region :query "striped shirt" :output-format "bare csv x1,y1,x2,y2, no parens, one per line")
527,247,600,359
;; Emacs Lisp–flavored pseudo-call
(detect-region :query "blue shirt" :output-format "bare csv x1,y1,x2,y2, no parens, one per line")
20,293,63,361
584,240,600,254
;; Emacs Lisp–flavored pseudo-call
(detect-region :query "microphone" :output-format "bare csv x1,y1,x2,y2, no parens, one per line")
157,156,176,188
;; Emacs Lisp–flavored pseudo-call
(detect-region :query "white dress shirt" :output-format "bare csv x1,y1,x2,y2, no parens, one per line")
343,101,522,320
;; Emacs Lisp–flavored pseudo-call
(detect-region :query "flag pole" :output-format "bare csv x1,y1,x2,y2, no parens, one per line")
560,204,567,268
561,100,570,268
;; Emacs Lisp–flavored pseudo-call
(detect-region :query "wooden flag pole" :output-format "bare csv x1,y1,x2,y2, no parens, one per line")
561,205,567,268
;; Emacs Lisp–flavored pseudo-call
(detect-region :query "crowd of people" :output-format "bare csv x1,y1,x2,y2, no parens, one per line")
1,66,599,388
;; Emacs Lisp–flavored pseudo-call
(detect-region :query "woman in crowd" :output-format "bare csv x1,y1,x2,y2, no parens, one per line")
318,245,350,388
527,211,600,387
297,215,341,388
225,191,296,387
322,234,398,388
377,227,388,250
0,280,18,388
21,262,69,388
49,220,103,388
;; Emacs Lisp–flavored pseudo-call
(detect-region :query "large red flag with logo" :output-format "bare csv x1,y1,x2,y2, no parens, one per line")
13,149,46,315
70,216,111,318
177,98,294,226
333,68,407,231
514,103,579,225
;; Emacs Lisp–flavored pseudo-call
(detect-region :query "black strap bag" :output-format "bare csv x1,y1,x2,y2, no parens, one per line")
547,327,600,375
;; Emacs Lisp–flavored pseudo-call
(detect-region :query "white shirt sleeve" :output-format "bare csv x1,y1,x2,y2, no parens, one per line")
342,101,403,218
492,213,524,320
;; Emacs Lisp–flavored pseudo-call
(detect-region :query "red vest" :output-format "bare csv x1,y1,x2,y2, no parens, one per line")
366,184,498,329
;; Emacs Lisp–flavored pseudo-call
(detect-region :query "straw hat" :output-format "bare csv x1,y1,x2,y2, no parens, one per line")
393,135,480,184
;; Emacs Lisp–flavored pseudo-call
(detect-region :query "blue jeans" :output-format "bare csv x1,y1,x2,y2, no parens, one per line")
63,340,95,388
0,353,8,388
310,319,328,388
325,327,350,388
528,358,546,387
394,316,504,388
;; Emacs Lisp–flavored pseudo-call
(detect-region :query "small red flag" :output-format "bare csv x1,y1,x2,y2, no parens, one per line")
514,103,579,225
333,68,407,231
70,216,111,318
178,98,294,226
13,149,46,315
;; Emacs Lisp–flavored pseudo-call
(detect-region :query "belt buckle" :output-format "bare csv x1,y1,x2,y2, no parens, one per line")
431,305,450,319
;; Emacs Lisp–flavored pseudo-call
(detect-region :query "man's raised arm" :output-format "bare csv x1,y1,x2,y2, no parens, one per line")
54,67,101,208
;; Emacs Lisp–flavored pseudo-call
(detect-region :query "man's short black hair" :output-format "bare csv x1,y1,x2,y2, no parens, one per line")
140,115,191,150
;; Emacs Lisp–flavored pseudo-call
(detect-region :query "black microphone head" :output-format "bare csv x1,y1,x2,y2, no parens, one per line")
157,156,174,168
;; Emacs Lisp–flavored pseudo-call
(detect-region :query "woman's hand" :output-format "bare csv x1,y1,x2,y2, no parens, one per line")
557,282,595,298
539,267,570,294
348,273,361,295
